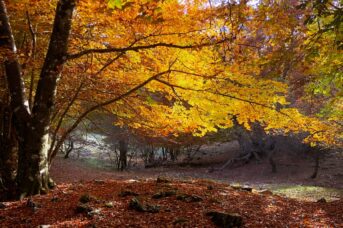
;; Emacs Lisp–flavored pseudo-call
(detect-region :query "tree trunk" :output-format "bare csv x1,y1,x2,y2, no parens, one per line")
1,67,16,198
269,152,277,173
311,152,320,179
0,103,18,199
118,140,127,171
236,122,265,160
16,130,51,198
0,0,75,198
63,139,74,159
228,119,277,172
1,0,30,199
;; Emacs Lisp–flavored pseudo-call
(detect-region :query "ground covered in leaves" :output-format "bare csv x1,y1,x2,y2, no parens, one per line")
0,178,342,227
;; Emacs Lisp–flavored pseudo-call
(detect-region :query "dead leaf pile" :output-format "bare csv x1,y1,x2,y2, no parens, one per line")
0,179,342,227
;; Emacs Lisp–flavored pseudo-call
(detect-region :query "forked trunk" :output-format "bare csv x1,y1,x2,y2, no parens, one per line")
1,0,76,199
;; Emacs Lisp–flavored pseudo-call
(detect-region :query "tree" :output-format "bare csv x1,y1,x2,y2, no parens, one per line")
111,0,341,147
1,0,76,198
0,0,230,198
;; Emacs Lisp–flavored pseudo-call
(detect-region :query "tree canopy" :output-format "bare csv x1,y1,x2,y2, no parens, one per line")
0,0,342,198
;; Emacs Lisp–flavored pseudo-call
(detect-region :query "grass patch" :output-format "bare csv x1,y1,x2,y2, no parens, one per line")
269,185,343,202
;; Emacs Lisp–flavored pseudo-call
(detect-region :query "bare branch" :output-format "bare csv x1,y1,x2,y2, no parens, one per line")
48,80,84,160
50,66,175,161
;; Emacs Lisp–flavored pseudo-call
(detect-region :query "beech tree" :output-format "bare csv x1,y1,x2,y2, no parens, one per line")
0,0,76,198
0,0,231,198
0,0,341,200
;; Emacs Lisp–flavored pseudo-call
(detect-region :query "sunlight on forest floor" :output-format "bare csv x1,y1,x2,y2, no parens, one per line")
268,185,343,202
52,155,343,203
80,160,343,202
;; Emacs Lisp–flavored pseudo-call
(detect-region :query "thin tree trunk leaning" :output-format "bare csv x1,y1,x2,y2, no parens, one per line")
0,0,76,199
63,138,74,159
311,155,319,179
310,149,320,179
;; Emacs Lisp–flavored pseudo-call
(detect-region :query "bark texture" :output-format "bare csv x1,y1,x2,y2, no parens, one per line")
0,99,18,199
0,0,76,199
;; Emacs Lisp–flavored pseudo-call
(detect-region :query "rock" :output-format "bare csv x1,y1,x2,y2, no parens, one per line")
38,225,51,228
26,198,36,207
152,190,176,199
159,183,173,189
176,194,203,203
231,185,253,192
48,178,56,189
145,204,160,213
88,208,102,217
0,202,6,209
241,186,253,192
231,185,242,190
75,204,93,214
51,197,59,202
173,217,188,225
126,179,139,183
259,190,273,195
156,176,171,183
79,194,93,203
206,211,243,228
128,197,160,213
26,198,39,212
317,198,327,203
104,202,114,208
118,190,139,197
94,179,105,184
128,197,145,212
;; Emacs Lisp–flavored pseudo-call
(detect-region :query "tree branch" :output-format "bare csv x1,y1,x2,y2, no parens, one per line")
48,80,84,159
0,0,31,121
49,67,174,162
26,10,37,111
66,38,230,60
154,77,293,119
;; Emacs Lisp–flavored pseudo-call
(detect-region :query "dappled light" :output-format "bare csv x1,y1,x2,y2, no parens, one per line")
0,0,342,226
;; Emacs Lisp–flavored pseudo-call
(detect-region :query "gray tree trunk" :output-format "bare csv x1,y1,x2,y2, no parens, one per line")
214,120,277,172
0,0,76,198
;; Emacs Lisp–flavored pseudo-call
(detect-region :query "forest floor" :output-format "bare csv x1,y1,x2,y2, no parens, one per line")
0,142,342,227
0,177,342,227
51,141,343,201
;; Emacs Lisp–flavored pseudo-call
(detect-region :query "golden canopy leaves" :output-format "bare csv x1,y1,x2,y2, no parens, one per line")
5,0,342,147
